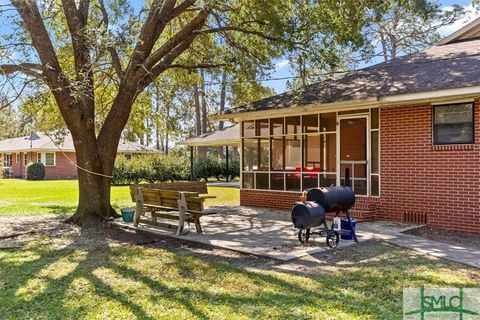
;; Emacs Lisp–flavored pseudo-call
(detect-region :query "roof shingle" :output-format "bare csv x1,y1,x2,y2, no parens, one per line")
221,39,480,116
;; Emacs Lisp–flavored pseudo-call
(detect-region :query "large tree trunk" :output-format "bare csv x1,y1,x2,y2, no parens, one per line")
73,169,115,225
66,141,117,225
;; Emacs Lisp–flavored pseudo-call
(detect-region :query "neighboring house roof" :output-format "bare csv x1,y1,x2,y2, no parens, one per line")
0,132,157,153
437,17,480,45
178,124,240,147
213,18,480,120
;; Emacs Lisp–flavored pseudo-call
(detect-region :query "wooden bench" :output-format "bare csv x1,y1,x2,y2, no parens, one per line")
130,186,210,235
131,181,216,198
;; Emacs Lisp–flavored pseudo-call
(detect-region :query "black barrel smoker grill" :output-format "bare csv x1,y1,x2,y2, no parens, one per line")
291,170,359,248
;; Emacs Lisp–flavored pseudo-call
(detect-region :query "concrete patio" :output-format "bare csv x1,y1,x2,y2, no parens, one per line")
114,206,480,267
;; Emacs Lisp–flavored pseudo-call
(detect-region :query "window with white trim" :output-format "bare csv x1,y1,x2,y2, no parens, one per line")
37,152,56,166
24,153,28,166
4,154,12,167
16,153,20,164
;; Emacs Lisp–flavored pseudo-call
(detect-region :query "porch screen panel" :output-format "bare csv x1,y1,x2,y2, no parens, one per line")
241,113,338,192
320,112,336,132
256,172,269,189
303,135,321,168
270,173,284,190
285,135,301,170
321,133,336,173
271,138,284,170
258,139,269,171
243,139,258,171
370,108,380,196
243,121,255,137
286,116,300,134
256,119,269,137
371,131,379,174
270,118,284,135
242,172,254,189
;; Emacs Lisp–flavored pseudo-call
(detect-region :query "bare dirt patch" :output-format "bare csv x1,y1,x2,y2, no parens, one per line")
402,226,480,250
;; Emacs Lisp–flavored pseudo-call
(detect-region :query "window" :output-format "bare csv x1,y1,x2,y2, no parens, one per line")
433,103,474,145
3,154,12,167
37,152,56,166
16,153,20,164
24,153,28,166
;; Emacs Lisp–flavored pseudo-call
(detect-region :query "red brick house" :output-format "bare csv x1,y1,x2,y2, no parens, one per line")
211,19,480,233
0,132,155,180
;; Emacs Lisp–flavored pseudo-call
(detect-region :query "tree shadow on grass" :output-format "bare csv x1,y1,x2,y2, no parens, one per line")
41,205,77,215
1,226,478,319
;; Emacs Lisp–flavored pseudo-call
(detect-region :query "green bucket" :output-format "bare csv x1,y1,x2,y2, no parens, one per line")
121,208,135,223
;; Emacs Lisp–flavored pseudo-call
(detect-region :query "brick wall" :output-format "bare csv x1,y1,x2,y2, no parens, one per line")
240,101,480,233
240,189,299,211
378,101,480,233
9,151,78,179
44,152,77,179
240,189,377,221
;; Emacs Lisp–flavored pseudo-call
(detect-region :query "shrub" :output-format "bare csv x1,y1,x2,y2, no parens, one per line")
223,158,240,180
112,156,130,185
194,156,222,182
112,151,191,185
162,153,189,182
27,162,45,180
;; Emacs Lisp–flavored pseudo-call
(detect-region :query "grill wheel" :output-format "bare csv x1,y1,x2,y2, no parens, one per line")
298,228,310,243
326,230,339,248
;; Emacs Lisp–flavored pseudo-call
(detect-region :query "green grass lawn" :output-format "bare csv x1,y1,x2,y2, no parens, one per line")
1,178,479,319
0,179,239,216
1,234,478,320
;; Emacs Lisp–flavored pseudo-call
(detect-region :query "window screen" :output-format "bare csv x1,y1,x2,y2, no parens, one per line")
433,103,473,145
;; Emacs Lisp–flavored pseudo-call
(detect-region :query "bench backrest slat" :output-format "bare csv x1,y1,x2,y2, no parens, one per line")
131,186,204,212
132,181,208,194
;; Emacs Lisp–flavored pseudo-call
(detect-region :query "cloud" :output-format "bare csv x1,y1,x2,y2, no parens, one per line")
275,59,290,70
438,4,480,37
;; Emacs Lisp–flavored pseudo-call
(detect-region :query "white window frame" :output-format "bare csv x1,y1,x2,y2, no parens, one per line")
37,152,56,167
4,153,12,167
24,152,28,166
16,153,20,164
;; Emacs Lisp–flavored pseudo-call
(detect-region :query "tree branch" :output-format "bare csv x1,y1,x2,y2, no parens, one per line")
0,63,43,76
167,63,225,70
171,0,197,17
98,0,123,77
11,1,70,90
11,0,82,131
198,26,282,42
144,7,211,70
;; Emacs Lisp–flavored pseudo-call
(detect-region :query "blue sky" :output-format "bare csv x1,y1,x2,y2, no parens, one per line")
263,0,480,94
0,1,478,96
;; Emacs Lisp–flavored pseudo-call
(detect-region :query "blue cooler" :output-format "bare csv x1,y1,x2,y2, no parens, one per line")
121,208,135,222
340,218,357,240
